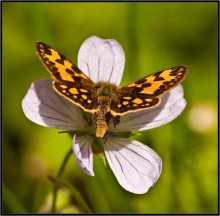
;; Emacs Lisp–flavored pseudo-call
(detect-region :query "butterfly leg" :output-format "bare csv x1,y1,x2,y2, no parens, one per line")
102,131,116,144
112,116,120,127
105,113,120,128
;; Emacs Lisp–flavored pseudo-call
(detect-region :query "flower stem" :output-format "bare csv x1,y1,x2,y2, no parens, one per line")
50,148,92,214
57,149,73,178
56,178,92,214
51,148,72,213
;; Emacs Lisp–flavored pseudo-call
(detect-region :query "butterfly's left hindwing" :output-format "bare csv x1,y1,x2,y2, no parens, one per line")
36,42,98,112
110,97,161,116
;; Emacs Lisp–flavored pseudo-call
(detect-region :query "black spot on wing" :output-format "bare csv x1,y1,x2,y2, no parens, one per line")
141,83,152,88
55,58,65,65
72,76,81,83
135,78,146,84
154,85,166,95
37,42,52,56
65,68,73,74
59,53,68,61
153,74,165,81
44,47,52,55
170,66,187,80
43,44,52,55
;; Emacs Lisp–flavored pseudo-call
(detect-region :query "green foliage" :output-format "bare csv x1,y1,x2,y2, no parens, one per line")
2,2,218,214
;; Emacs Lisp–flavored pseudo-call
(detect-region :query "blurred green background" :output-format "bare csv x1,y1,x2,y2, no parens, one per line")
2,2,218,214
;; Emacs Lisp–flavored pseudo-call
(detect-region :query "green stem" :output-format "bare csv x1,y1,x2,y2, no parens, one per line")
50,148,92,214
51,148,72,213
57,149,73,178
56,178,92,214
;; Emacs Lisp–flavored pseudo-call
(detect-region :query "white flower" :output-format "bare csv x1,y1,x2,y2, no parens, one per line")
22,36,186,194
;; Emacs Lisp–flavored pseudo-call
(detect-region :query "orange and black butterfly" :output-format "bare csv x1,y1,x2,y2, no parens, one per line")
36,42,188,137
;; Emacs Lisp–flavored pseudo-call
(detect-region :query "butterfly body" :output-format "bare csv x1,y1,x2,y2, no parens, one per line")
93,83,116,137
94,95,111,138
36,42,188,138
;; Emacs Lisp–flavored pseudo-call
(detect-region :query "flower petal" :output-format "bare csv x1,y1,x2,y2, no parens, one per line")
22,79,86,130
111,85,186,132
77,36,125,85
72,135,94,176
104,137,162,194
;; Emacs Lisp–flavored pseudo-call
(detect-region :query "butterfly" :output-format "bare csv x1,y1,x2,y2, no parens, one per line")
36,42,188,138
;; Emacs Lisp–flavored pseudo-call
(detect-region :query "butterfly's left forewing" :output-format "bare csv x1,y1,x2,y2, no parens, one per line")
36,42,98,113
36,42,92,83
110,66,188,116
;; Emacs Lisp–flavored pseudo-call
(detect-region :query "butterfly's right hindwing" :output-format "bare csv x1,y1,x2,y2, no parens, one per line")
53,81,98,112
